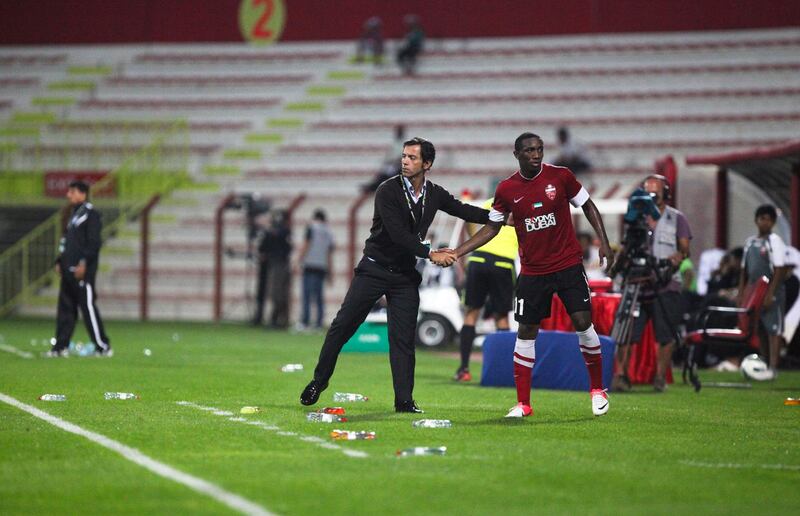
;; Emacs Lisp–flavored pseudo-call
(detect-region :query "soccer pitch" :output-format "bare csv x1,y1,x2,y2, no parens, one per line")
1,318,798,515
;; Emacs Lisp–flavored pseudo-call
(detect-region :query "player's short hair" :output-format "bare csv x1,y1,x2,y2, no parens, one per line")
514,132,542,151
755,204,777,221
68,180,89,194
313,209,326,222
403,137,435,165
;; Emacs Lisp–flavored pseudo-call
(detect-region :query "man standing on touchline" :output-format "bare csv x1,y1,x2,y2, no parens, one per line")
300,137,490,413
453,132,615,418
48,180,112,357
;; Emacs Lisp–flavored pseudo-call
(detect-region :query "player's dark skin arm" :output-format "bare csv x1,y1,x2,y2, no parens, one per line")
453,221,503,258
581,199,615,272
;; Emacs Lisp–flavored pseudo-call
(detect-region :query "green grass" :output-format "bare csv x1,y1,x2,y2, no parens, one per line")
0,318,798,515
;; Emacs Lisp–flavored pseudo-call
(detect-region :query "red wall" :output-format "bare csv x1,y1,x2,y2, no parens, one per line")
1,0,798,45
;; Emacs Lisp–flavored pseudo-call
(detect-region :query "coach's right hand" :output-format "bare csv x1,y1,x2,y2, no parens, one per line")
430,249,456,267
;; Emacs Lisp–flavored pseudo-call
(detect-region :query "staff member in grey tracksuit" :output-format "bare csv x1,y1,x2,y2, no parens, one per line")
299,137,489,413
48,180,111,357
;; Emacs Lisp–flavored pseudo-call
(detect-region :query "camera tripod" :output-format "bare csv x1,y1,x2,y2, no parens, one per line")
611,264,701,392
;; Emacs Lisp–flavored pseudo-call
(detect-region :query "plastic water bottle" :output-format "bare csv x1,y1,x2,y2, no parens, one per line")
104,392,139,400
240,406,261,414
307,412,348,423
280,363,304,372
397,446,447,456
318,407,346,415
333,392,369,402
38,394,66,401
330,429,375,440
412,419,452,428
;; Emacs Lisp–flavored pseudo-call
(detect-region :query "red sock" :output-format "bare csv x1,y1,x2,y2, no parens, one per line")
582,352,603,391
513,337,535,406
513,360,533,405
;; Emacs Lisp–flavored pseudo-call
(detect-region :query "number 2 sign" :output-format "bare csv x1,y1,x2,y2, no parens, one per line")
239,0,286,45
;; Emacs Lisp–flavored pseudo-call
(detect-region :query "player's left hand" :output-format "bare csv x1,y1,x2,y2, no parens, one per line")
74,262,86,280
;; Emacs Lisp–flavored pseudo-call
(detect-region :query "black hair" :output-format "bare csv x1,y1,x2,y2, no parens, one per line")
403,137,435,165
514,132,542,151
755,204,777,221
729,246,744,261
313,209,326,222
68,180,89,194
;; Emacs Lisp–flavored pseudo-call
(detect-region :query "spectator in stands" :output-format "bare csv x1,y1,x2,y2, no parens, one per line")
552,127,592,175
363,124,406,193
355,16,384,65
296,209,335,331
48,180,111,357
740,204,789,379
396,14,425,76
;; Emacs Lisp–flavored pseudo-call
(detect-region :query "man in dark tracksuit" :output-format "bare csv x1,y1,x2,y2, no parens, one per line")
300,137,489,412
48,180,111,357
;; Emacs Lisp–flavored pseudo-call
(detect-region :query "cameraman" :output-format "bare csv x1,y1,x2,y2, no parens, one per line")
612,175,692,392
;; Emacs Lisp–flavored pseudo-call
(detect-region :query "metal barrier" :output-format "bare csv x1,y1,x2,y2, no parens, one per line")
0,121,189,317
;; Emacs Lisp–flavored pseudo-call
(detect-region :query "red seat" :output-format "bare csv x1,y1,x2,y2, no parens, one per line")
685,275,769,349
682,276,769,391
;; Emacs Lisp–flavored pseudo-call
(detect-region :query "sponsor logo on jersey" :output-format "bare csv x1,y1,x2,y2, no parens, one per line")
545,184,556,200
524,212,556,232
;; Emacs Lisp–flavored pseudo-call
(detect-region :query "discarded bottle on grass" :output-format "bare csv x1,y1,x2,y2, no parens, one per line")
38,394,66,401
240,406,261,414
307,412,348,423
785,397,800,406
318,407,346,415
330,429,375,440
104,392,139,400
280,363,304,372
412,419,452,428
333,392,368,402
397,446,447,457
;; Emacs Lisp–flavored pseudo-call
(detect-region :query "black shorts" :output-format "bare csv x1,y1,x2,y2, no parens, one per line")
630,290,684,345
514,263,591,324
463,252,515,315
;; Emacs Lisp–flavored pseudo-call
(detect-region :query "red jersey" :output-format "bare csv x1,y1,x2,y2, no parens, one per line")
491,163,589,276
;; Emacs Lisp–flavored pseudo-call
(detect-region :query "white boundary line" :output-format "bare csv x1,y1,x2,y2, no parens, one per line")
679,459,800,471
176,401,369,459
0,344,34,359
0,392,275,516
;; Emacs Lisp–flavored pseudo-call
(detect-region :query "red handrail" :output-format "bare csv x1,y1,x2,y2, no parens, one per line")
139,194,161,320
347,191,372,279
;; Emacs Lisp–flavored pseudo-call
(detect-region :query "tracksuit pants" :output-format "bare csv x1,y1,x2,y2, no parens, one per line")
54,273,110,352
313,257,420,403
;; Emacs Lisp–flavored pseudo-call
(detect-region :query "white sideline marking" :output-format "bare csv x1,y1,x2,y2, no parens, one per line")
0,344,34,359
680,460,800,471
0,393,274,516
176,401,368,459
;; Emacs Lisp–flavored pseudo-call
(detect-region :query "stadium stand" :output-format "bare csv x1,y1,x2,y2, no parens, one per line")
3,27,799,321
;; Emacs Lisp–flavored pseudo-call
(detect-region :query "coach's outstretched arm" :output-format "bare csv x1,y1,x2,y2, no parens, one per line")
581,198,615,272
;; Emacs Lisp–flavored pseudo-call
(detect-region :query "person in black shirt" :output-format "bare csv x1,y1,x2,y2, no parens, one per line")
252,210,292,328
300,137,488,412
48,180,111,357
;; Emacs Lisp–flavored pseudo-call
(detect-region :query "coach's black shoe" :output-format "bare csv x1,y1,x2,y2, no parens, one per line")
300,379,328,406
394,400,424,413
94,345,113,357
